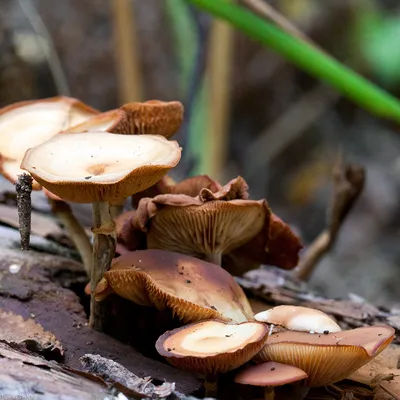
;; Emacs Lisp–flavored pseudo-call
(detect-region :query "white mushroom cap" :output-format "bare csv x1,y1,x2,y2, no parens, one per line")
255,305,341,334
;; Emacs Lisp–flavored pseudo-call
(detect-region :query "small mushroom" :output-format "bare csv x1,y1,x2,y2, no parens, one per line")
94,249,254,323
235,361,308,400
21,132,181,331
0,96,98,273
134,176,269,265
255,305,341,334
254,325,395,388
156,319,268,396
67,100,183,138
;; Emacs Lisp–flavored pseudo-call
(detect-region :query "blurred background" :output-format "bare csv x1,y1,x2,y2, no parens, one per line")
1,0,400,307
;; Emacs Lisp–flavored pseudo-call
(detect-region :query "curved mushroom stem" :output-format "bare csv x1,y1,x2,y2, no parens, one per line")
204,375,218,398
264,387,275,400
204,253,222,266
89,201,116,331
50,199,93,276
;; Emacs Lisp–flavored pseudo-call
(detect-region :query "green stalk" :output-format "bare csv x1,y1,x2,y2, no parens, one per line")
185,0,400,123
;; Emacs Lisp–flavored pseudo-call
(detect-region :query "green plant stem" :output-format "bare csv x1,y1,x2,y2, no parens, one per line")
186,0,400,123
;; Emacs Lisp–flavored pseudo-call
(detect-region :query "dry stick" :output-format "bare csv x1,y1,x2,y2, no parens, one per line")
50,199,93,276
16,173,33,251
206,0,235,180
111,0,143,104
294,154,365,281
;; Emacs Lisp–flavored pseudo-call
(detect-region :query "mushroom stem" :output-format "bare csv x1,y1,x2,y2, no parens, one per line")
264,387,275,400
89,201,116,331
50,199,93,276
204,253,222,265
204,376,218,398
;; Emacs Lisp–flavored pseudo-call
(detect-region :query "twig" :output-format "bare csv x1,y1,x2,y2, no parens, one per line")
18,0,70,95
111,0,143,104
15,173,32,251
294,153,365,281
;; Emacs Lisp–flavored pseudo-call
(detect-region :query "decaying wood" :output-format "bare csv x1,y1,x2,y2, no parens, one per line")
294,154,366,281
0,342,112,400
81,353,211,399
0,246,201,394
0,308,63,358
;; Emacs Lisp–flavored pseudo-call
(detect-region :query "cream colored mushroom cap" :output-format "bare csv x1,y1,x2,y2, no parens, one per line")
255,305,341,334
235,361,308,387
0,96,97,189
94,249,254,323
254,325,395,387
156,320,268,375
21,132,181,203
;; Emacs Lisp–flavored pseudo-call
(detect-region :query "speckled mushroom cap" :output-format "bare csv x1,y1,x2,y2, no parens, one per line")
235,361,308,387
20,132,181,203
134,177,270,260
94,249,254,323
156,320,268,375
254,325,395,387
0,96,98,189
255,305,341,334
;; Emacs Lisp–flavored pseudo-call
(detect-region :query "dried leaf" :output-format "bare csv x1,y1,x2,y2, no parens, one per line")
0,308,63,358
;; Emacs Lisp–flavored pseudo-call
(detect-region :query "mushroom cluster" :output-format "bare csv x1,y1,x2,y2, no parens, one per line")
3,95,394,399
0,96,183,331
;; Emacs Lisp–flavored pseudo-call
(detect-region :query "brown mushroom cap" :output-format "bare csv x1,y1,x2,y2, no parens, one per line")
156,320,268,375
235,361,308,387
20,132,181,203
254,325,395,387
0,96,98,189
134,177,269,260
94,249,254,323
67,109,129,133
223,213,302,274
120,100,183,138
131,174,221,209
255,305,341,334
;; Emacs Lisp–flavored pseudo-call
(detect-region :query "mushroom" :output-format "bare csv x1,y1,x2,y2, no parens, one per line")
0,96,98,273
133,176,270,265
21,132,181,330
253,325,395,388
94,249,254,323
67,99,183,138
235,361,308,400
223,213,303,275
156,319,268,396
131,174,221,209
255,305,341,334
67,100,184,218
